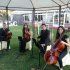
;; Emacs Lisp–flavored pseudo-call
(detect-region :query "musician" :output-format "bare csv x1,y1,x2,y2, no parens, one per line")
55,26,70,70
0,23,12,50
32,23,50,54
21,23,31,52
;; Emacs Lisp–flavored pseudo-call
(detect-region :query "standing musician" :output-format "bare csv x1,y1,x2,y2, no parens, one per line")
44,26,70,70
32,23,50,54
0,23,12,50
21,23,31,52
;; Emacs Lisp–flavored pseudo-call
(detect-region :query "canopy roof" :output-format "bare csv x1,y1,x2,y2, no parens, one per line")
0,0,70,11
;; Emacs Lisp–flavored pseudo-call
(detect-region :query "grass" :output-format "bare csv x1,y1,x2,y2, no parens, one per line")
0,25,70,70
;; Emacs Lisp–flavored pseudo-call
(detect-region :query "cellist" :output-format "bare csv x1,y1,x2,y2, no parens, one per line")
55,26,70,70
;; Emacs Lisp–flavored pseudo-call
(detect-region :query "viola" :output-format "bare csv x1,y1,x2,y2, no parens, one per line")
24,28,31,42
4,28,12,40
6,32,12,40
44,39,65,64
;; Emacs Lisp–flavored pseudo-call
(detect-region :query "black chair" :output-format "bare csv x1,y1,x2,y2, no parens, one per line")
18,36,26,52
18,36,23,52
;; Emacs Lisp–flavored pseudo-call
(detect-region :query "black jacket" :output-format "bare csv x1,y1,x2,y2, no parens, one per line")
0,28,9,41
38,29,50,45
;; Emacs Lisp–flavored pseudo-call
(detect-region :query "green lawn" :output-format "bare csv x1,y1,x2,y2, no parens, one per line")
0,25,70,70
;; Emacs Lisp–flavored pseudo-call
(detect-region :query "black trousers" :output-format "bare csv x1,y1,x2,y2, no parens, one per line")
58,49,67,68
33,38,50,54
7,40,10,50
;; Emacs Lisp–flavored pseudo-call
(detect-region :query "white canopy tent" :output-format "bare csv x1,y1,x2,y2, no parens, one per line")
0,0,70,67
0,0,70,25
0,0,70,11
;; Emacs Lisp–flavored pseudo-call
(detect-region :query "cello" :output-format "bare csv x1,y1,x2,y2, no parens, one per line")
44,36,65,64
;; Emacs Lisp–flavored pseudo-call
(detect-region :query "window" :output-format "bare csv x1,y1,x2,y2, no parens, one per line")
35,15,38,21
25,15,29,21
47,13,53,23
38,15,43,21
65,14,70,24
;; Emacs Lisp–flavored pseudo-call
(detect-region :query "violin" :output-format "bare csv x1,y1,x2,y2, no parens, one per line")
6,32,12,40
3,28,12,41
24,28,31,42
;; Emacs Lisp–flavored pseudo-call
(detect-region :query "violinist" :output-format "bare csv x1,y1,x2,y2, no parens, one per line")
55,26,70,70
0,23,12,50
21,23,31,52
23,23,31,42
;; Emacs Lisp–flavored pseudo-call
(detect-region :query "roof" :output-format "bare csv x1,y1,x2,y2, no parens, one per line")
0,0,70,11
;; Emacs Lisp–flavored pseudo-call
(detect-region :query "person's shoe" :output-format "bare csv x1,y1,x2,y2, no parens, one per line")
32,38,36,43
60,68,63,70
6,49,9,51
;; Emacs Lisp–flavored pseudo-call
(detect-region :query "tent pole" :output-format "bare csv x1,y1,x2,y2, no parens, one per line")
31,8,35,57
32,8,35,23
59,5,61,26
32,8,41,68
32,8,35,38
6,7,9,28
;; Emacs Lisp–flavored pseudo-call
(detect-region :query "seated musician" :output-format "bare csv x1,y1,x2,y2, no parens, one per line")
0,23,12,51
20,23,31,52
55,26,70,70
32,23,50,54
44,26,70,70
